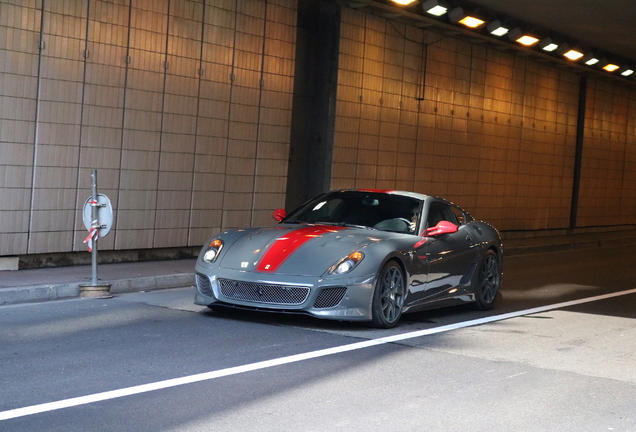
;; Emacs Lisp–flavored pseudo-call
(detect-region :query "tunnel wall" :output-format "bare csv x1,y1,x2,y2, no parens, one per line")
0,0,296,256
2,0,636,259
577,80,636,227
331,7,636,231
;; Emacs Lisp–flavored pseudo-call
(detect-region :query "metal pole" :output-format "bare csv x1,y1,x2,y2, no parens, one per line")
91,169,98,286
80,169,111,298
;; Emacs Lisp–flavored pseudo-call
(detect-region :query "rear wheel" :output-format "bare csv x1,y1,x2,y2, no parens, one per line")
473,250,501,310
371,261,405,328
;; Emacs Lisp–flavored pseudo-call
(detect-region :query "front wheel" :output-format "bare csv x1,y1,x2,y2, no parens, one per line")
473,250,501,310
371,261,405,328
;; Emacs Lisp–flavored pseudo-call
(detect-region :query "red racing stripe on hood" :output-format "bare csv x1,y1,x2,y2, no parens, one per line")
256,225,346,273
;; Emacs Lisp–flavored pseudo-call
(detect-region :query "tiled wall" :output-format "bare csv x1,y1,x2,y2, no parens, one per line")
0,0,296,256
0,0,40,256
333,8,582,231
577,78,636,227
2,1,636,258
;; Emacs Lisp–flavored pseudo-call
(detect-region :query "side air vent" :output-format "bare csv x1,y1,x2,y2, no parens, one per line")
314,287,347,308
196,273,213,296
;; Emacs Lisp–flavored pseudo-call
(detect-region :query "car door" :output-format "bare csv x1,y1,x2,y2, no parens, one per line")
407,200,479,306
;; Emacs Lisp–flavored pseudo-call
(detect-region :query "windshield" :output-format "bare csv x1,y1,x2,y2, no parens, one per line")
284,191,422,234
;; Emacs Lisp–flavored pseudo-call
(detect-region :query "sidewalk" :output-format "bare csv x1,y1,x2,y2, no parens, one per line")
2,229,636,306
0,259,196,306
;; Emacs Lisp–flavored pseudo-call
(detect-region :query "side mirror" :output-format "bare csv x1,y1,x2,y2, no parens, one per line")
272,208,287,222
422,220,458,237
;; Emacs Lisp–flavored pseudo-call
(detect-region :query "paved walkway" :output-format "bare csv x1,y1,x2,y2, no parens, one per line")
2,229,636,306
0,259,196,305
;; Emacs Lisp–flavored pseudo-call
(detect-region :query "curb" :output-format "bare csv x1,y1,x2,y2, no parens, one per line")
504,235,636,257
0,274,195,306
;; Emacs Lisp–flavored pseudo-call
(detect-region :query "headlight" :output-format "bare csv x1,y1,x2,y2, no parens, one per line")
202,239,223,263
329,251,364,275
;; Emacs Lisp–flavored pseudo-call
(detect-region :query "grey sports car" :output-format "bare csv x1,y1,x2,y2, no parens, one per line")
195,189,503,328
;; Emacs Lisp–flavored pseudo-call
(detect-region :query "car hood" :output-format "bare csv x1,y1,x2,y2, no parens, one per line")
218,224,380,276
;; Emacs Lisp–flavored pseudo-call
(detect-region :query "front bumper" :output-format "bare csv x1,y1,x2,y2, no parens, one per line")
194,264,377,321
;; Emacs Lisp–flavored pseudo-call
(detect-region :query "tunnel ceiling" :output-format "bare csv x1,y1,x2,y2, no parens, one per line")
350,0,636,80
466,0,636,64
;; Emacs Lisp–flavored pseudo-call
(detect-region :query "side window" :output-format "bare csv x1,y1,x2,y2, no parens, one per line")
426,202,458,227
450,206,467,225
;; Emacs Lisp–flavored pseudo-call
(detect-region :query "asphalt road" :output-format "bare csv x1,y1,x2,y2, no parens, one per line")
1,246,636,431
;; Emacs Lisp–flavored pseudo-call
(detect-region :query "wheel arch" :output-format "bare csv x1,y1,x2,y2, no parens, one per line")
377,253,408,282
486,243,504,276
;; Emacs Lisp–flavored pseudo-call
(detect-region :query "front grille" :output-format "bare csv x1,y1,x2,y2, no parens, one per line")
314,287,347,308
218,279,310,305
196,273,213,296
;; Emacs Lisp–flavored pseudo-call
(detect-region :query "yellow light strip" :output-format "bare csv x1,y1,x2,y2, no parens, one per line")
563,50,584,61
459,16,485,28
516,35,539,46
603,64,620,72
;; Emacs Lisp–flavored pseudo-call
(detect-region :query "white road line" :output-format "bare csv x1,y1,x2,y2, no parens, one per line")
2,287,636,421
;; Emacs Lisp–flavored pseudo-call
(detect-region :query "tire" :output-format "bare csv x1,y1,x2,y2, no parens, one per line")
473,250,501,310
371,261,406,328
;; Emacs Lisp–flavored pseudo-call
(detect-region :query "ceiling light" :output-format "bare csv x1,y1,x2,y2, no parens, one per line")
459,16,485,28
508,28,539,46
448,7,485,28
582,53,600,66
487,20,509,36
603,63,620,72
563,50,584,61
421,0,448,16
390,0,417,4
517,35,539,46
553,43,583,61
619,66,634,76
539,38,558,52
